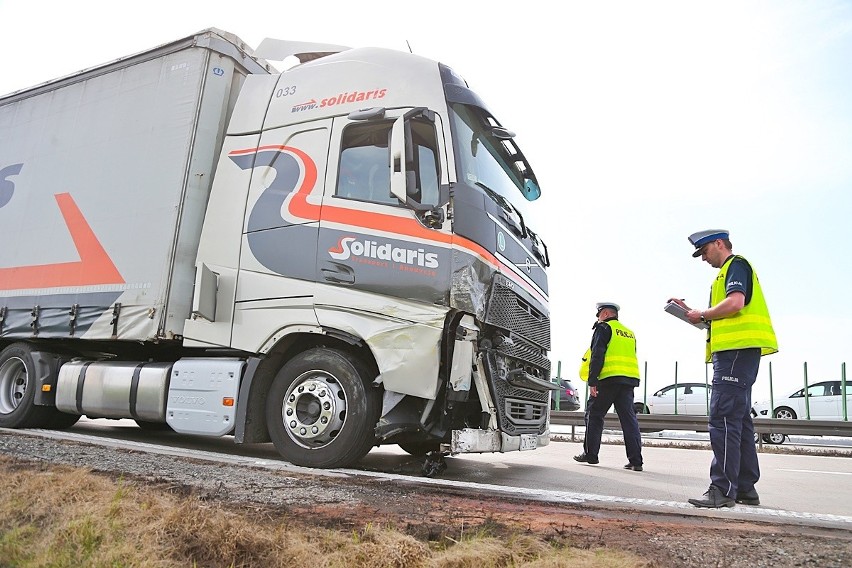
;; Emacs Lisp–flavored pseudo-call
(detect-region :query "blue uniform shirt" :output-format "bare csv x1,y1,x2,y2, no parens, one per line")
723,255,753,304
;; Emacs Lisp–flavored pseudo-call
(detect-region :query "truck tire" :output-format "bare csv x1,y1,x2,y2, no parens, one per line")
45,411,82,430
0,342,55,428
266,348,380,468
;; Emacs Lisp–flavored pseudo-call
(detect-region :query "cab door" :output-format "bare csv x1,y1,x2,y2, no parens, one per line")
315,109,452,306
807,382,839,419
228,120,334,351
682,384,711,415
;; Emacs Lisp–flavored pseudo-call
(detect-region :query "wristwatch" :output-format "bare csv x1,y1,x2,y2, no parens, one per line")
700,312,708,323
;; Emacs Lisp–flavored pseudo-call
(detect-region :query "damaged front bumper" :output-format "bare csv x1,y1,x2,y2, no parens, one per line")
446,427,551,454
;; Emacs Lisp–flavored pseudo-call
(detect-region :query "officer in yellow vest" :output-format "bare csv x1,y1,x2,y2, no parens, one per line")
574,302,644,471
669,229,777,509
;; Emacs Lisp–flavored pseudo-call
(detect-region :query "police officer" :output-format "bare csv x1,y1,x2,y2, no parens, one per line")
669,229,778,508
574,302,644,471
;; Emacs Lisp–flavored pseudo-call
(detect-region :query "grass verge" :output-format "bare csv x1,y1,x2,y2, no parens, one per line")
0,456,646,568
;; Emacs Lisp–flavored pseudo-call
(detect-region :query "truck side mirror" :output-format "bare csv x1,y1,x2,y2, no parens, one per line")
390,107,438,205
389,108,445,229
389,115,410,204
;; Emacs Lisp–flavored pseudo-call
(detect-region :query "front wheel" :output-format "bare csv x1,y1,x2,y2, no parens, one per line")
266,348,381,468
633,403,649,414
774,407,797,420
762,433,786,444
767,407,794,445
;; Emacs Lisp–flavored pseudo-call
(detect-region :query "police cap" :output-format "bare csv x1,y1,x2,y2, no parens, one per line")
595,302,620,315
688,229,729,258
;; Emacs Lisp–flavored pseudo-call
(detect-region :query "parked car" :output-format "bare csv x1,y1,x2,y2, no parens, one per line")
752,380,851,421
752,380,851,445
750,408,787,445
638,381,781,444
636,382,711,415
550,378,581,411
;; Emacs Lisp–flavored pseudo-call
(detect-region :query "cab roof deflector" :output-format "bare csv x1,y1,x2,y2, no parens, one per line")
255,38,351,63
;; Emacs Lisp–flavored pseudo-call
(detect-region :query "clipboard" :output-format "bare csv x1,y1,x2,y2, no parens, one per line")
664,301,709,330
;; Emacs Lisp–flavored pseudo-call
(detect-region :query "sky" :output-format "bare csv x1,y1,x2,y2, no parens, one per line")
1,0,851,402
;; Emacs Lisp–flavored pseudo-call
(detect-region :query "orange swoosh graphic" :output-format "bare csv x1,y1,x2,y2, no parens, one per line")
230,144,548,305
0,193,124,290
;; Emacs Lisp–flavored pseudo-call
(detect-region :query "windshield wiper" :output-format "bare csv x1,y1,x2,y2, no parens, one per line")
476,181,527,239
527,227,550,268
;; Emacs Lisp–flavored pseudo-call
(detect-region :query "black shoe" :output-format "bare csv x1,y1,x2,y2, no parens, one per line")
624,463,643,471
735,488,760,506
573,453,599,464
688,485,735,508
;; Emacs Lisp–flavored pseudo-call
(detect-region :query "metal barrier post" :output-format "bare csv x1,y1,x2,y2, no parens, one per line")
804,362,811,420
642,361,648,412
674,361,679,415
554,360,562,411
842,362,848,421
769,361,775,419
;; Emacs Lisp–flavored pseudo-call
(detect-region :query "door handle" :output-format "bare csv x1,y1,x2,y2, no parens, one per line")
320,262,355,285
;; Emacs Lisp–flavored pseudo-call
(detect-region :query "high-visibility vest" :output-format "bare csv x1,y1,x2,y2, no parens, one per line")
599,320,640,380
579,349,591,382
579,321,640,381
706,255,778,361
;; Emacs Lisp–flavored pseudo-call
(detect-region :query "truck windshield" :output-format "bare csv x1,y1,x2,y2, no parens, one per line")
448,102,540,224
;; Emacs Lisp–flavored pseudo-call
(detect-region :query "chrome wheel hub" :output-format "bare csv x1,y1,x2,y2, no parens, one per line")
0,357,27,414
282,372,346,448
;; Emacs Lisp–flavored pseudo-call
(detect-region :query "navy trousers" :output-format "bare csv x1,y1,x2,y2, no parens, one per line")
584,381,643,466
709,348,761,498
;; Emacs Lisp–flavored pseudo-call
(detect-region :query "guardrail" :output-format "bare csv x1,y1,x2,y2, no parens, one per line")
549,411,852,443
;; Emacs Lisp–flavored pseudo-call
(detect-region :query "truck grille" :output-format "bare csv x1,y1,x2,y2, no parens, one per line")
484,277,550,350
505,398,547,425
483,351,549,435
480,274,551,436
496,333,551,376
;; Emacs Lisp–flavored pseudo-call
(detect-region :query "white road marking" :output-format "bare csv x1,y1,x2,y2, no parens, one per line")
779,469,851,476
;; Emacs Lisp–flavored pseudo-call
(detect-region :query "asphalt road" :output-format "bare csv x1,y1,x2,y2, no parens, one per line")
36,418,852,530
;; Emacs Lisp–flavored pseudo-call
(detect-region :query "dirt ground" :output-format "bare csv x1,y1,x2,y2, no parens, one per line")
281,473,852,568
2,431,851,567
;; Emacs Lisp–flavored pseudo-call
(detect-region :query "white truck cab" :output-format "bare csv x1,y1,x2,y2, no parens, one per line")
0,29,552,473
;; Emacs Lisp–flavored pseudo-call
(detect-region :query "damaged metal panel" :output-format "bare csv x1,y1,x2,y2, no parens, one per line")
449,257,490,320
449,427,551,454
451,428,501,453
315,289,447,400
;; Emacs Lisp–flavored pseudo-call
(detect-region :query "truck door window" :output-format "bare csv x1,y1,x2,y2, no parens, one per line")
337,120,439,207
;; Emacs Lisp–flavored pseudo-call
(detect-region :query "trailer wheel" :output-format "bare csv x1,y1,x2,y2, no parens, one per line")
266,348,380,468
0,343,54,428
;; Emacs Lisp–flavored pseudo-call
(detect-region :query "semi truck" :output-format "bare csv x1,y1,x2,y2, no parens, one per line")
0,28,552,474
